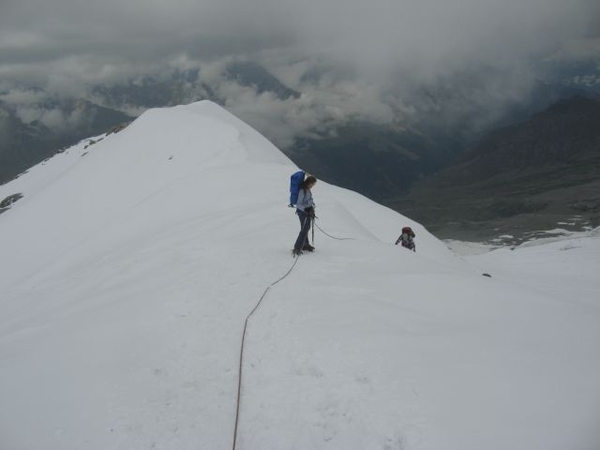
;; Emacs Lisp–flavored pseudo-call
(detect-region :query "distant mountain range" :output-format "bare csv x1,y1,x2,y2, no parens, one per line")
392,96,600,243
1,58,599,241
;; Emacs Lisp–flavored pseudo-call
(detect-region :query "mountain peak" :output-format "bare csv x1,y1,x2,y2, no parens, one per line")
0,100,441,289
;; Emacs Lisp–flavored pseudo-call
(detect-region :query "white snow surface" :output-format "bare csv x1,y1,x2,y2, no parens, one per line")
1,101,599,450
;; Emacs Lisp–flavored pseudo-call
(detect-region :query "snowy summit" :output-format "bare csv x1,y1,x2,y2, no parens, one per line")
1,101,599,450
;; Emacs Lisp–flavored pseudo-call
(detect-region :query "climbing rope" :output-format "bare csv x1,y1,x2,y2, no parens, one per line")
231,253,302,450
314,220,355,241
231,218,351,449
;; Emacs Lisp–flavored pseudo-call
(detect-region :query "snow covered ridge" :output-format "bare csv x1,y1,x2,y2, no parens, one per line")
1,101,599,450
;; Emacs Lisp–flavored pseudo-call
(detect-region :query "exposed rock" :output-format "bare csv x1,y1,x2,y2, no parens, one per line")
0,193,23,214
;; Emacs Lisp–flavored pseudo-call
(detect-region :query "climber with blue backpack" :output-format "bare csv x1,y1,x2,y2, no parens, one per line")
289,171,317,256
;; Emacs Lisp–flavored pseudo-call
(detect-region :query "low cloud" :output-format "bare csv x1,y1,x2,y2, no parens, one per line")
0,89,47,106
10,104,88,132
0,88,92,132
213,56,397,147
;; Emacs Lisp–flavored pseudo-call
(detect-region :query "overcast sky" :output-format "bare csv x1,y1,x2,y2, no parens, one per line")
1,0,599,145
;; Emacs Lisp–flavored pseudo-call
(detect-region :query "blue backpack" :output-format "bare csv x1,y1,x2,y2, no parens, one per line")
289,170,305,207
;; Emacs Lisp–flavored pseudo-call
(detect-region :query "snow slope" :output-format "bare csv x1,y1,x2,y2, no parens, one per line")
1,101,599,450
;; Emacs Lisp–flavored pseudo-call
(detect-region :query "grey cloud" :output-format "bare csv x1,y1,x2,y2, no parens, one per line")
1,0,597,83
2,0,594,66
0,88,95,131
0,0,599,148
0,89,47,106
0,0,293,63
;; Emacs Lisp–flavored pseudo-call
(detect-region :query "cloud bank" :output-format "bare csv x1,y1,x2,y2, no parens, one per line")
1,0,599,146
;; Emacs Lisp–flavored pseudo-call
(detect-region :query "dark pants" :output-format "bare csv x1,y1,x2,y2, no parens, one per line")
294,210,312,250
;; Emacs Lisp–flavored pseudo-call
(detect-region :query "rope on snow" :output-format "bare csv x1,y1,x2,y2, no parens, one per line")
314,220,355,241
231,253,302,450
231,218,352,449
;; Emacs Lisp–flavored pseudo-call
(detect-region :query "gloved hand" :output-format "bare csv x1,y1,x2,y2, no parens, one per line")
304,206,315,217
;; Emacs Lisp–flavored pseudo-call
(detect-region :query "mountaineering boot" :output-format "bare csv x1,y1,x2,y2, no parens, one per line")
302,244,315,252
292,248,303,257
